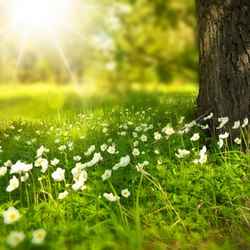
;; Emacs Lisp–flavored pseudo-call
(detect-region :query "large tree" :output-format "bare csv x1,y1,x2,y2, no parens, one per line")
196,0,250,132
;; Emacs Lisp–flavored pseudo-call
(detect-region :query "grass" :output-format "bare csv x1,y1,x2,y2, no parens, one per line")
0,83,250,250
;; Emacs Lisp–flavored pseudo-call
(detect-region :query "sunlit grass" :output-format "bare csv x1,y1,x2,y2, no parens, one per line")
0,83,197,121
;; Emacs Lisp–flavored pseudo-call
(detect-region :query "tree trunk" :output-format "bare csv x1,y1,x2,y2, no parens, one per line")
196,0,250,133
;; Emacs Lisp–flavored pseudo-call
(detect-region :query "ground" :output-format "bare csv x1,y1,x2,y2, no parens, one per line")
0,84,250,250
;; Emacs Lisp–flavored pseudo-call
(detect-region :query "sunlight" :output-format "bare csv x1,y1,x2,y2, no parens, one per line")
3,0,81,80
8,0,72,35
0,0,104,83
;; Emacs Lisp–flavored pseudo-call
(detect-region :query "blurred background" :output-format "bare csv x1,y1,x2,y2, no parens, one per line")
0,0,197,90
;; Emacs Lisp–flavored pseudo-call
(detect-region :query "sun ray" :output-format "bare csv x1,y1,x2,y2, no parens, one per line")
53,38,83,92
49,32,77,83
16,32,29,68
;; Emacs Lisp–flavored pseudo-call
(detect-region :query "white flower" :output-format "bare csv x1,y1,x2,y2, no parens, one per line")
219,132,229,139
68,142,74,151
71,164,81,177
26,141,32,145
36,145,49,158
54,139,60,144
21,173,29,182
200,145,207,154
6,176,19,192
193,146,207,165
120,131,127,136
52,168,65,182
121,189,130,198
162,126,175,137
154,149,160,155
132,132,138,138
178,116,185,124
14,136,20,141
51,158,59,166
204,112,213,121
217,139,224,149
135,161,149,172
107,145,116,154
234,138,242,145
175,149,190,159
200,124,209,130
72,164,86,179
135,126,142,132
242,118,248,128
154,132,162,140
184,121,197,133
4,160,12,167
72,180,86,191
58,145,67,151
232,121,240,129
3,207,21,224
112,155,131,170
156,159,162,165
58,191,69,200
82,153,103,168
0,166,7,177
4,133,9,138
31,229,46,245
148,124,154,130
178,129,185,135
103,192,120,202
10,161,33,174
84,145,96,156
190,133,200,142
73,155,81,162
6,231,25,248
71,167,88,191
216,117,229,129
102,127,108,134
101,169,112,181
35,158,48,173
132,148,140,157
140,135,148,142
100,144,108,151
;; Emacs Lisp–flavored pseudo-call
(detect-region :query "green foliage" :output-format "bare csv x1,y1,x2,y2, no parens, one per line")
110,0,197,83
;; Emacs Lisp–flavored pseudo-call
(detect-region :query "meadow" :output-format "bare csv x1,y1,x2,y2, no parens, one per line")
0,84,250,250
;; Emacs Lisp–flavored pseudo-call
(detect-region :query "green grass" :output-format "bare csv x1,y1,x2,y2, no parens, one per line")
0,84,250,250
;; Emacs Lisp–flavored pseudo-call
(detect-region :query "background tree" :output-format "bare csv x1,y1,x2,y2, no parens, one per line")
111,0,197,84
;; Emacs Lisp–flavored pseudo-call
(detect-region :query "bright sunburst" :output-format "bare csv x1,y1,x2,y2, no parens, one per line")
0,0,105,83
1,0,88,81
8,0,72,35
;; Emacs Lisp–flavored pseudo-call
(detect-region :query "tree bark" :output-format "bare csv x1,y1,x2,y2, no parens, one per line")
196,0,250,133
